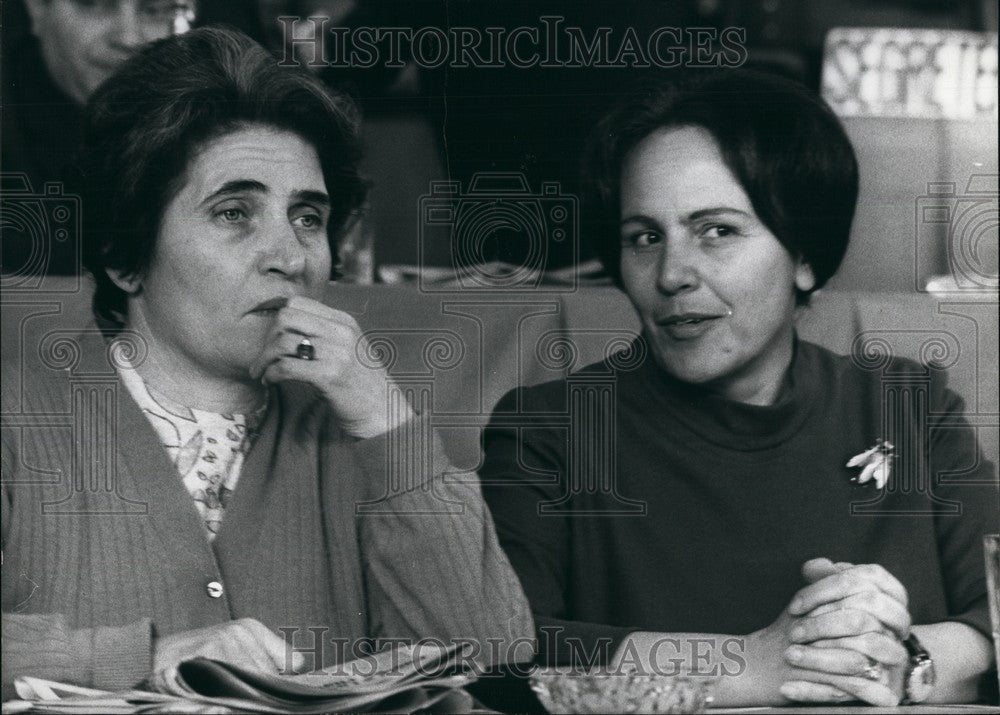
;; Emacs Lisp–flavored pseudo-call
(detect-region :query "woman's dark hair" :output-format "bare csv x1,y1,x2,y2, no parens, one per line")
584,69,858,302
72,26,368,325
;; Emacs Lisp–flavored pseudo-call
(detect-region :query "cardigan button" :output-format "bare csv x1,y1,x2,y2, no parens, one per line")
206,580,224,598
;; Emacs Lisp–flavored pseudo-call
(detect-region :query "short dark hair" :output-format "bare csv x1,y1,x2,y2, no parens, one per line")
71,26,368,325
584,69,858,301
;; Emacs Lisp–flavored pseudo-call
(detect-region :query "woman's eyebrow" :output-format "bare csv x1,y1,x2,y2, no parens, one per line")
200,179,267,205
294,189,331,207
620,213,658,227
683,207,752,222
621,207,751,225
199,182,330,209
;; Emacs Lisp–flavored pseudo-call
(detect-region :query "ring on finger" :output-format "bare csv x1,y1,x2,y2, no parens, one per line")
295,337,316,361
860,657,882,682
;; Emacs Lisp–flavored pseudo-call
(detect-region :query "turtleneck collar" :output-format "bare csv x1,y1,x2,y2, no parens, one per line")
627,333,820,452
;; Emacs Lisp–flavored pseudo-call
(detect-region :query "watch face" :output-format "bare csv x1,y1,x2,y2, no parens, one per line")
907,659,936,703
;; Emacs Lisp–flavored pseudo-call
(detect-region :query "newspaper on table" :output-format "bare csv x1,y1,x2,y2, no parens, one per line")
2,642,476,714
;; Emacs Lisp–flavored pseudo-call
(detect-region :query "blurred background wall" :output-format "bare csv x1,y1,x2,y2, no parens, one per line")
2,0,996,293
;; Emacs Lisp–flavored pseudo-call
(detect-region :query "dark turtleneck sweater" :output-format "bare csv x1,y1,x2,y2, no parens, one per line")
480,338,998,666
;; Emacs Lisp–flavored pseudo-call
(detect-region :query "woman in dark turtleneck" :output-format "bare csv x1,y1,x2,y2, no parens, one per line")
480,69,997,707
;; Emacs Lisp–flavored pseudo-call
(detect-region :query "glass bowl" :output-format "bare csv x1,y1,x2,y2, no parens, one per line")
529,669,712,714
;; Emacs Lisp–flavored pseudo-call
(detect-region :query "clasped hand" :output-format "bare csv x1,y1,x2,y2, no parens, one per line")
751,557,911,706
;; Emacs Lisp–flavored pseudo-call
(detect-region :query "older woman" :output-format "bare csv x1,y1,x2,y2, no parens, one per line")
480,70,997,706
1,26,532,698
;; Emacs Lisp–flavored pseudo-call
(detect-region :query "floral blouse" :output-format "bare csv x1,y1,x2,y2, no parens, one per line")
117,363,265,539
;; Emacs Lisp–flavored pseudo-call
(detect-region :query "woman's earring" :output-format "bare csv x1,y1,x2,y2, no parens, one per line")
795,263,816,293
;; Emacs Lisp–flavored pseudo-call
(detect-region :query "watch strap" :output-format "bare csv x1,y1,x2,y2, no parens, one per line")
901,633,935,705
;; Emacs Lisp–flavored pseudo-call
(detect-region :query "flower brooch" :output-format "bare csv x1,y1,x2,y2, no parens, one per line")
847,439,896,489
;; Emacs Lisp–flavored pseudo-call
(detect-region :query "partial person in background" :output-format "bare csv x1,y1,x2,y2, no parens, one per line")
1,27,533,699
0,0,262,280
1,0,196,277
480,69,998,707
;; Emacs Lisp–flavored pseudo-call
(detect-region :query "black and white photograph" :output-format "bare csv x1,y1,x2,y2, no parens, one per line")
1,1,997,712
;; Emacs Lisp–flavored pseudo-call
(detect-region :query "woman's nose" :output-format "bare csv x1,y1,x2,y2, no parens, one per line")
259,223,308,278
656,239,700,295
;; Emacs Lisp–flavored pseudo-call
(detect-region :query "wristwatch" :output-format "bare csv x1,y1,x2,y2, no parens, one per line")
901,632,936,704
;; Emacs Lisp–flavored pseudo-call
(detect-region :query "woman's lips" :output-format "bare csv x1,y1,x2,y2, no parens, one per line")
248,296,290,315
655,313,725,340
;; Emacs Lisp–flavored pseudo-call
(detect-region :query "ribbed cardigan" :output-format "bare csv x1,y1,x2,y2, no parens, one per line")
1,328,534,698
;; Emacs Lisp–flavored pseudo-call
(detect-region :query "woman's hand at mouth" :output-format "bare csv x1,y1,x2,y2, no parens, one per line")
248,295,415,438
